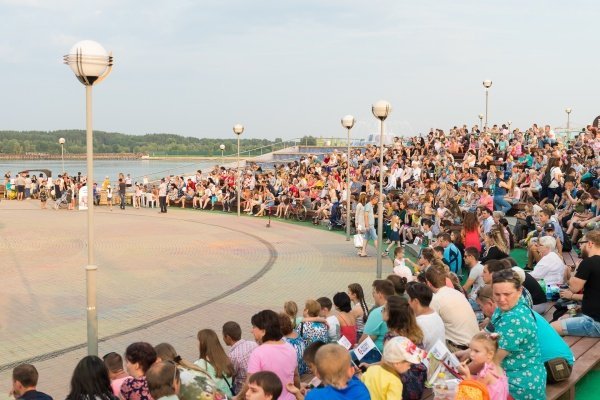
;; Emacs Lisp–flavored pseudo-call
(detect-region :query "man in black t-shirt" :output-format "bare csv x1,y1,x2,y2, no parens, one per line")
552,230,600,337
11,364,53,400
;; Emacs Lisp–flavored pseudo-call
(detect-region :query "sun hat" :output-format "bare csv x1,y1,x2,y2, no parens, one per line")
383,336,426,364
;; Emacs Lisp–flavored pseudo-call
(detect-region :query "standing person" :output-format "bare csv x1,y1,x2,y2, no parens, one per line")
222,321,258,394
158,178,167,214
354,193,366,255
16,173,25,201
194,329,235,397
241,310,299,400
38,185,48,209
106,185,113,211
10,364,53,400
118,178,127,210
462,212,482,252
552,230,600,337
66,355,115,400
490,270,546,399
359,194,378,257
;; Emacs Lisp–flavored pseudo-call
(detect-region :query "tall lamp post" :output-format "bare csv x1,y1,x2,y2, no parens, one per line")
565,108,572,130
372,100,391,279
478,114,483,131
64,40,113,356
59,137,66,174
233,124,244,217
219,144,225,166
341,115,355,241
483,79,492,131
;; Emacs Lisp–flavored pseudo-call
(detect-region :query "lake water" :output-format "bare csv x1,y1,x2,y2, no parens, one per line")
0,159,219,182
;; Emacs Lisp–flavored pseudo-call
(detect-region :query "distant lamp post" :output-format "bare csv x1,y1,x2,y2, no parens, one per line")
64,40,113,357
372,100,391,279
341,115,355,241
483,79,492,131
565,108,572,130
233,124,244,217
59,137,66,174
219,144,225,165
478,114,484,131
508,120,512,132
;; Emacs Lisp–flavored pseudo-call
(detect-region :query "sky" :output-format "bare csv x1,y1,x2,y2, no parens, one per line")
0,0,598,140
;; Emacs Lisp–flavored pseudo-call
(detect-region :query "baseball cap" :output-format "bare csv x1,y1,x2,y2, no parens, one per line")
544,222,555,231
383,337,426,364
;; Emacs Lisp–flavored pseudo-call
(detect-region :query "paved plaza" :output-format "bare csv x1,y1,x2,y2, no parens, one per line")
0,200,393,397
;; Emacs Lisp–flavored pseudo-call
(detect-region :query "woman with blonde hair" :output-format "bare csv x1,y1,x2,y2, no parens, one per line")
480,225,509,264
194,329,235,397
283,300,300,329
155,343,224,400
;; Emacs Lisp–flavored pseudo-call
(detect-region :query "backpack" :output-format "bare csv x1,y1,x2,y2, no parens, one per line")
542,169,552,187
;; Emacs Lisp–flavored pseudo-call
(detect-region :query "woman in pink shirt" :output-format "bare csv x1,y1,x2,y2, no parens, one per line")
478,187,494,211
243,310,299,400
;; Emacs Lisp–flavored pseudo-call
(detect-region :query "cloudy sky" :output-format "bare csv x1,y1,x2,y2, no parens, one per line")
0,0,597,140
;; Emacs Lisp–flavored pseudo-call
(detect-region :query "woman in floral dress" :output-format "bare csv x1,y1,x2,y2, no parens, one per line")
491,269,546,400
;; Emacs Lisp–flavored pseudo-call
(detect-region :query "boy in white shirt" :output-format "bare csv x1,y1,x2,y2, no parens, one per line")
317,297,340,342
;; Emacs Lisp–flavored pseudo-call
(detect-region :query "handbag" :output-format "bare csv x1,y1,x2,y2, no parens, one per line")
353,234,364,248
545,357,571,383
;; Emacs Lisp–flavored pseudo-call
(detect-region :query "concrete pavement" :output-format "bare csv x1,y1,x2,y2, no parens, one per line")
0,199,394,397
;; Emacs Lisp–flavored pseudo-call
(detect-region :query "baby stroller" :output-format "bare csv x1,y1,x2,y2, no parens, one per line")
53,191,69,210
328,201,345,231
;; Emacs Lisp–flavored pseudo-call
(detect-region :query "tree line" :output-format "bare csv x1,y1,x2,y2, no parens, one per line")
0,130,318,156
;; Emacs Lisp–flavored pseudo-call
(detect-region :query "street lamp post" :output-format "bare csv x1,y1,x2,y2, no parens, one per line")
372,100,391,279
341,115,355,241
64,40,113,356
59,137,66,174
219,144,225,166
565,108,572,130
478,114,484,131
233,124,244,217
483,80,492,131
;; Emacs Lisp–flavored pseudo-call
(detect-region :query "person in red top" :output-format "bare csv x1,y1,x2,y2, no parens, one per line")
461,211,482,252
333,292,357,346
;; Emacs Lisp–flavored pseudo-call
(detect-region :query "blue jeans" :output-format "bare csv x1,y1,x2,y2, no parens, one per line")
494,195,512,214
561,315,600,337
120,193,126,209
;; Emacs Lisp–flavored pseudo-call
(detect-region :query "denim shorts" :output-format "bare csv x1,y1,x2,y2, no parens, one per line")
561,314,600,337
363,227,377,241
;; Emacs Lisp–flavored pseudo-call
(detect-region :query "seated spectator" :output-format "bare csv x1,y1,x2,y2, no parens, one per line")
425,267,479,351
332,292,357,347
222,321,258,394
247,371,283,400
244,310,299,400
279,313,309,376
480,226,510,264
406,282,446,351
10,364,53,400
529,235,567,286
361,337,426,400
316,297,339,342
300,344,370,400
552,230,600,338
462,247,485,305
145,361,179,400
121,342,157,400
358,280,394,361
194,329,235,397
154,342,223,400
386,274,408,298
102,352,131,397
66,356,115,400
296,300,328,346
347,283,369,338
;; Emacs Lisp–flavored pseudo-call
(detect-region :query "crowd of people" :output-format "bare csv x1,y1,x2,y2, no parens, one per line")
5,122,600,400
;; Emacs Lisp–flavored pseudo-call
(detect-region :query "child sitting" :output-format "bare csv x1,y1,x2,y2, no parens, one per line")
289,344,370,400
392,247,418,280
246,371,283,400
361,336,427,400
457,332,508,400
